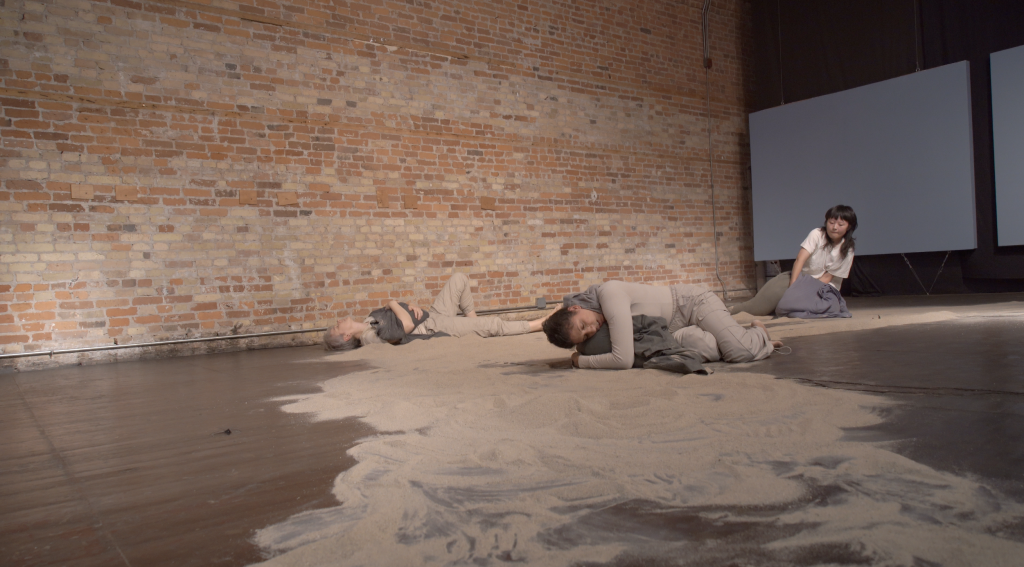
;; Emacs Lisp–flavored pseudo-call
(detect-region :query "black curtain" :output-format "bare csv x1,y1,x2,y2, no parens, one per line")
751,0,1024,294
752,0,919,112
921,1,1024,280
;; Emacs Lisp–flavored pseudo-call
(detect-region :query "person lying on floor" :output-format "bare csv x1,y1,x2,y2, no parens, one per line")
543,280,783,369
578,313,776,366
324,273,548,351
573,314,709,375
728,204,857,319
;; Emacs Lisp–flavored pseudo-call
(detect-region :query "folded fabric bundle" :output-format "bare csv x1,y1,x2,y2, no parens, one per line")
775,274,851,319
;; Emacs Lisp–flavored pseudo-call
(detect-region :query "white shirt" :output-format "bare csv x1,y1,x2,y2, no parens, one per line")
800,229,854,289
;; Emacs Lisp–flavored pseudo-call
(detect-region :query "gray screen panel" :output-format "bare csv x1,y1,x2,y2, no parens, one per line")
992,44,1024,247
749,61,976,261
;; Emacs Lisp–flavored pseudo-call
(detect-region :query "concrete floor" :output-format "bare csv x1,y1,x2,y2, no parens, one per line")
745,316,1024,503
1,349,374,566
2,294,1023,566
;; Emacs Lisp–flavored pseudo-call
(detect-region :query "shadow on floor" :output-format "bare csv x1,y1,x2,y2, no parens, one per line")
733,316,1024,502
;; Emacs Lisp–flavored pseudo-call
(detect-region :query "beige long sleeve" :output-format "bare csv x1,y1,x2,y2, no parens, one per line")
576,281,674,370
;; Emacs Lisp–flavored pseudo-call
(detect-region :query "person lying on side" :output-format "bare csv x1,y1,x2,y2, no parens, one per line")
543,280,783,370
324,273,548,351
729,205,857,319
574,314,709,375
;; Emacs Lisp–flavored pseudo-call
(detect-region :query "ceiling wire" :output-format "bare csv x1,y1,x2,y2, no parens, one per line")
702,0,727,299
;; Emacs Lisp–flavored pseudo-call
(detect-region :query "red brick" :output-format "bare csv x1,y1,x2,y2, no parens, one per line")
18,312,56,322
0,0,759,364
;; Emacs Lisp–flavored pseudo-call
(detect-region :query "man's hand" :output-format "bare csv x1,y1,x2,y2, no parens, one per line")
388,300,416,333
407,303,424,319
571,351,580,368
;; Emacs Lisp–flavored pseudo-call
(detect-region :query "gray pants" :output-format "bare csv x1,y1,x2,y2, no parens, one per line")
667,284,773,363
414,274,532,338
728,272,844,316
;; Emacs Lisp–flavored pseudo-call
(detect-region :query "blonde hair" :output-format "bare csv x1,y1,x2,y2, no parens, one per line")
324,318,388,351
324,330,360,351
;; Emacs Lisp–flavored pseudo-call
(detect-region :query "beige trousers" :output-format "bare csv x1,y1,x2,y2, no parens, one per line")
414,274,531,338
667,284,773,363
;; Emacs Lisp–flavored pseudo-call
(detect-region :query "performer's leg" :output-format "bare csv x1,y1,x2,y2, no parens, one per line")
728,272,790,316
693,292,773,363
428,273,475,317
672,326,721,363
425,315,531,338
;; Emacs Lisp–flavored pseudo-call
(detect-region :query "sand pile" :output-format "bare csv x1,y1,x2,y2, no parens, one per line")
253,329,1024,566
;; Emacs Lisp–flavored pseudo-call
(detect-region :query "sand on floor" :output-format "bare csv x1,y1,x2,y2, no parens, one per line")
253,298,1024,566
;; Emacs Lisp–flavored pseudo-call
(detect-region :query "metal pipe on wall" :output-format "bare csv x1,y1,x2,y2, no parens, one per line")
0,328,325,361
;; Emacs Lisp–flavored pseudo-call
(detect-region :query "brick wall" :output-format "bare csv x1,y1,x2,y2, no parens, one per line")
0,0,756,368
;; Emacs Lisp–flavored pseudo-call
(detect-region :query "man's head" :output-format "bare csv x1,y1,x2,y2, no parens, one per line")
542,305,606,349
323,317,364,351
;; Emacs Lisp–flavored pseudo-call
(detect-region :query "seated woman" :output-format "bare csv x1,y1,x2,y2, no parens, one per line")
324,273,548,350
729,205,857,319
542,280,783,369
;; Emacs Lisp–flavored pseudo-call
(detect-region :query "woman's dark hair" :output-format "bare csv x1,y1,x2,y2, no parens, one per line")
542,307,577,349
821,204,857,259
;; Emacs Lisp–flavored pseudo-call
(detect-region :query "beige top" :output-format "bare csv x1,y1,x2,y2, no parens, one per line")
576,281,674,370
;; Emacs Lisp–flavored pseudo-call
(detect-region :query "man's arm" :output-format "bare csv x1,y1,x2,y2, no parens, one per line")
387,300,416,333
576,283,634,370
405,302,424,320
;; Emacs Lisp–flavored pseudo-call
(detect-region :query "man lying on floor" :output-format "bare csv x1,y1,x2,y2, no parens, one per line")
543,280,783,369
323,273,549,351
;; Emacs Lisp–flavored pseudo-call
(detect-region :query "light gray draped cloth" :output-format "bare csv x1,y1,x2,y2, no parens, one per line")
562,284,603,313
775,274,851,319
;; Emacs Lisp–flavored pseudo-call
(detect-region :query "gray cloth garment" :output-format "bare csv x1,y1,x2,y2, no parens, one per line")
729,271,844,316
562,284,603,313
775,273,852,319
577,314,706,374
368,302,430,343
401,331,450,343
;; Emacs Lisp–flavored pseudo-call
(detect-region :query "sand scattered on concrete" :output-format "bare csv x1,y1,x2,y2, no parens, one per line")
734,296,1024,341
735,309,960,340
253,309,1024,566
